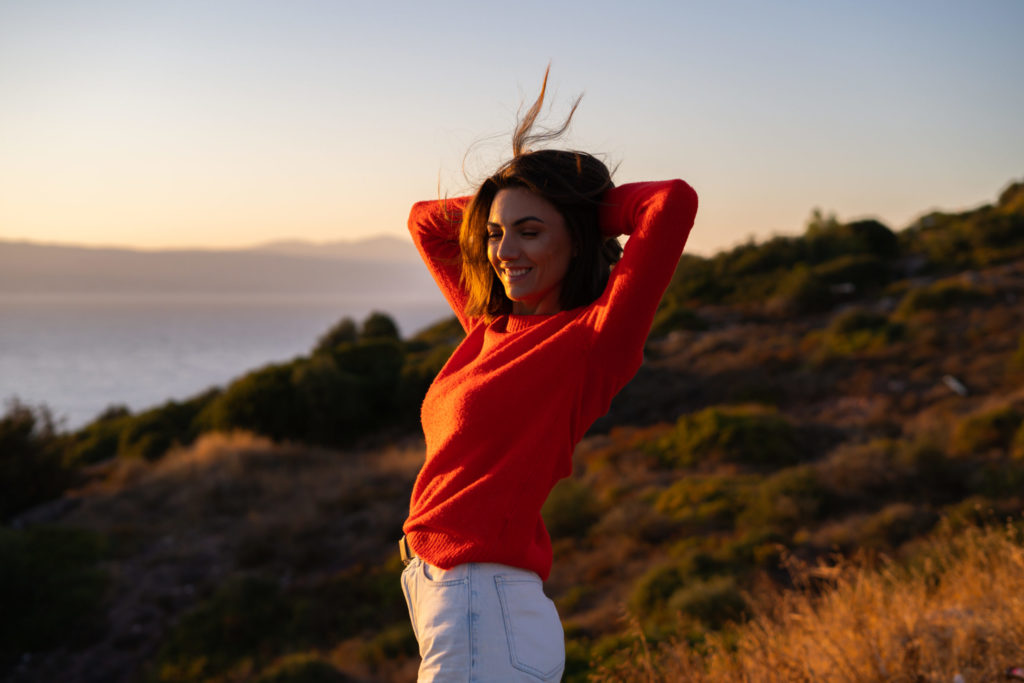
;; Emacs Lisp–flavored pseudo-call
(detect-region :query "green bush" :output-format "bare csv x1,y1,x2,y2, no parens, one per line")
312,316,357,355
770,265,831,314
0,526,107,663
359,311,400,341
0,401,71,520
822,307,904,354
398,343,457,410
895,436,962,495
407,315,464,349
844,219,899,258
857,503,937,549
542,478,600,539
812,254,891,292
357,622,417,667
1013,423,1024,461
667,575,746,628
649,305,708,338
328,340,405,410
64,405,133,466
737,465,825,535
200,362,304,442
154,576,294,681
629,561,688,617
117,391,215,461
657,405,800,469
968,459,1024,499
1011,334,1024,372
290,354,366,446
952,405,1023,456
896,279,990,316
654,475,754,531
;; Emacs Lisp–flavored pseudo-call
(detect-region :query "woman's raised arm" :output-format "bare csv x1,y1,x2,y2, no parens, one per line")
583,179,699,396
408,196,473,332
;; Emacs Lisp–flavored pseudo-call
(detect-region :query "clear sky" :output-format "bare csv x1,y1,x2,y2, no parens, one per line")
1,0,1022,256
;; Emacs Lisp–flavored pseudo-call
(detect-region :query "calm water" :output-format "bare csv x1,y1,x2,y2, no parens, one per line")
0,292,450,429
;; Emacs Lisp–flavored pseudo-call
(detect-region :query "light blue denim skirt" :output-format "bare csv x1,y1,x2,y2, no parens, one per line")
400,557,565,682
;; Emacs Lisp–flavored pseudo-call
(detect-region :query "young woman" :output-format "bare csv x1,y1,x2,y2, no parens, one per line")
400,72,698,681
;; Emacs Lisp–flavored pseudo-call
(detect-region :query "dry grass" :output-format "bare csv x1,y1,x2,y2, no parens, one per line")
593,524,1024,682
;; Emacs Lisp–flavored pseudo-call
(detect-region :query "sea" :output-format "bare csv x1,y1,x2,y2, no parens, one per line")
0,292,451,430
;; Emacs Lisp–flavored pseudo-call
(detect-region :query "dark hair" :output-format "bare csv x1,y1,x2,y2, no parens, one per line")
458,69,622,320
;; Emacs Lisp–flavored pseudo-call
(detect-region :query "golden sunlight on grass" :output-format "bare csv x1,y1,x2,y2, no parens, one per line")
595,525,1024,682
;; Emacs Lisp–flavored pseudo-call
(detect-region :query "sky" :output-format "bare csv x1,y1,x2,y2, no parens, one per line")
1,0,1022,257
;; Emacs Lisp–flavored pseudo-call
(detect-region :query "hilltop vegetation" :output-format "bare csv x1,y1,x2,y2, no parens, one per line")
2,179,1023,681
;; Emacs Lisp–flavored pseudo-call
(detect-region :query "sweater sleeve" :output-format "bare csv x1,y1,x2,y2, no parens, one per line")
580,180,698,408
408,196,473,332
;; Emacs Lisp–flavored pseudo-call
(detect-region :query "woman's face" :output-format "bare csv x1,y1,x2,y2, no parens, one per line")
487,187,573,315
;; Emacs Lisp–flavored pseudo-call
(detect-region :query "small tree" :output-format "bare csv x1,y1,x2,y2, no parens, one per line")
313,316,358,354
0,401,70,520
360,311,400,341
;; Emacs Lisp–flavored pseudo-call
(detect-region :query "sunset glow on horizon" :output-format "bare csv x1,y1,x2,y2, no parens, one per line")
1,0,1022,256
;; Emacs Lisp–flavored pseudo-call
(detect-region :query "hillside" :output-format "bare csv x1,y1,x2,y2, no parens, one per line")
2,180,1023,682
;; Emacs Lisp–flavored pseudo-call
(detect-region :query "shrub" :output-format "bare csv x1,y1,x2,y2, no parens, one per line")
1011,333,1024,372
1014,423,1024,461
357,622,418,667
290,355,366,446
0,526,107,662
657,405,800,469
896,279,989,316
844,219,899,258
629,561,688,617
663,254,726,304
967,459,1024,499
154,576,294,681
814,439,903,506
896,436,963,495
857,502,938,550
359,311,400,341
64,406,133,466
812,254,891,293
770,266,830,314
399,343,456,410
952,405,1023,456
821,307,903,354
667,575,747,628
0,401,71,520
542,478,600,539
737,465,825,536
328,340,405,410
312,316,357,355
200,363,305,442
407,315,464,349
654,475,754,531
649,305,708,338
117,391,215,461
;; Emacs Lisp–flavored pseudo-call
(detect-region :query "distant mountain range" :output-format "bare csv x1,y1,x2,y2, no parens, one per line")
250,235,422,263
0,236,436,299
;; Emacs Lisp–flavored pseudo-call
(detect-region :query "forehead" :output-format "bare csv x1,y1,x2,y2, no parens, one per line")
488,187,561,223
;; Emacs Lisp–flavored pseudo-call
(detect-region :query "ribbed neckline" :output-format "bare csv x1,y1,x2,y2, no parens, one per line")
504,314,549,333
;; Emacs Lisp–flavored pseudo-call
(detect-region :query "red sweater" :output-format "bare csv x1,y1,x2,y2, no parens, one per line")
402,180,698,580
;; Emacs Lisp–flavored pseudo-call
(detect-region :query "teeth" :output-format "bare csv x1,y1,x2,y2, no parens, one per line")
505,267,530,277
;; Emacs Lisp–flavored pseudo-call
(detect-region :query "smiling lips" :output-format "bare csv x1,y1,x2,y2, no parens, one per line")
502,266,532,282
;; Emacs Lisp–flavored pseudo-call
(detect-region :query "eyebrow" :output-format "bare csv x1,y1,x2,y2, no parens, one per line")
486,216,545,228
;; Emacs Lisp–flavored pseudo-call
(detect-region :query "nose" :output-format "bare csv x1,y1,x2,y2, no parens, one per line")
496,233,519,261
